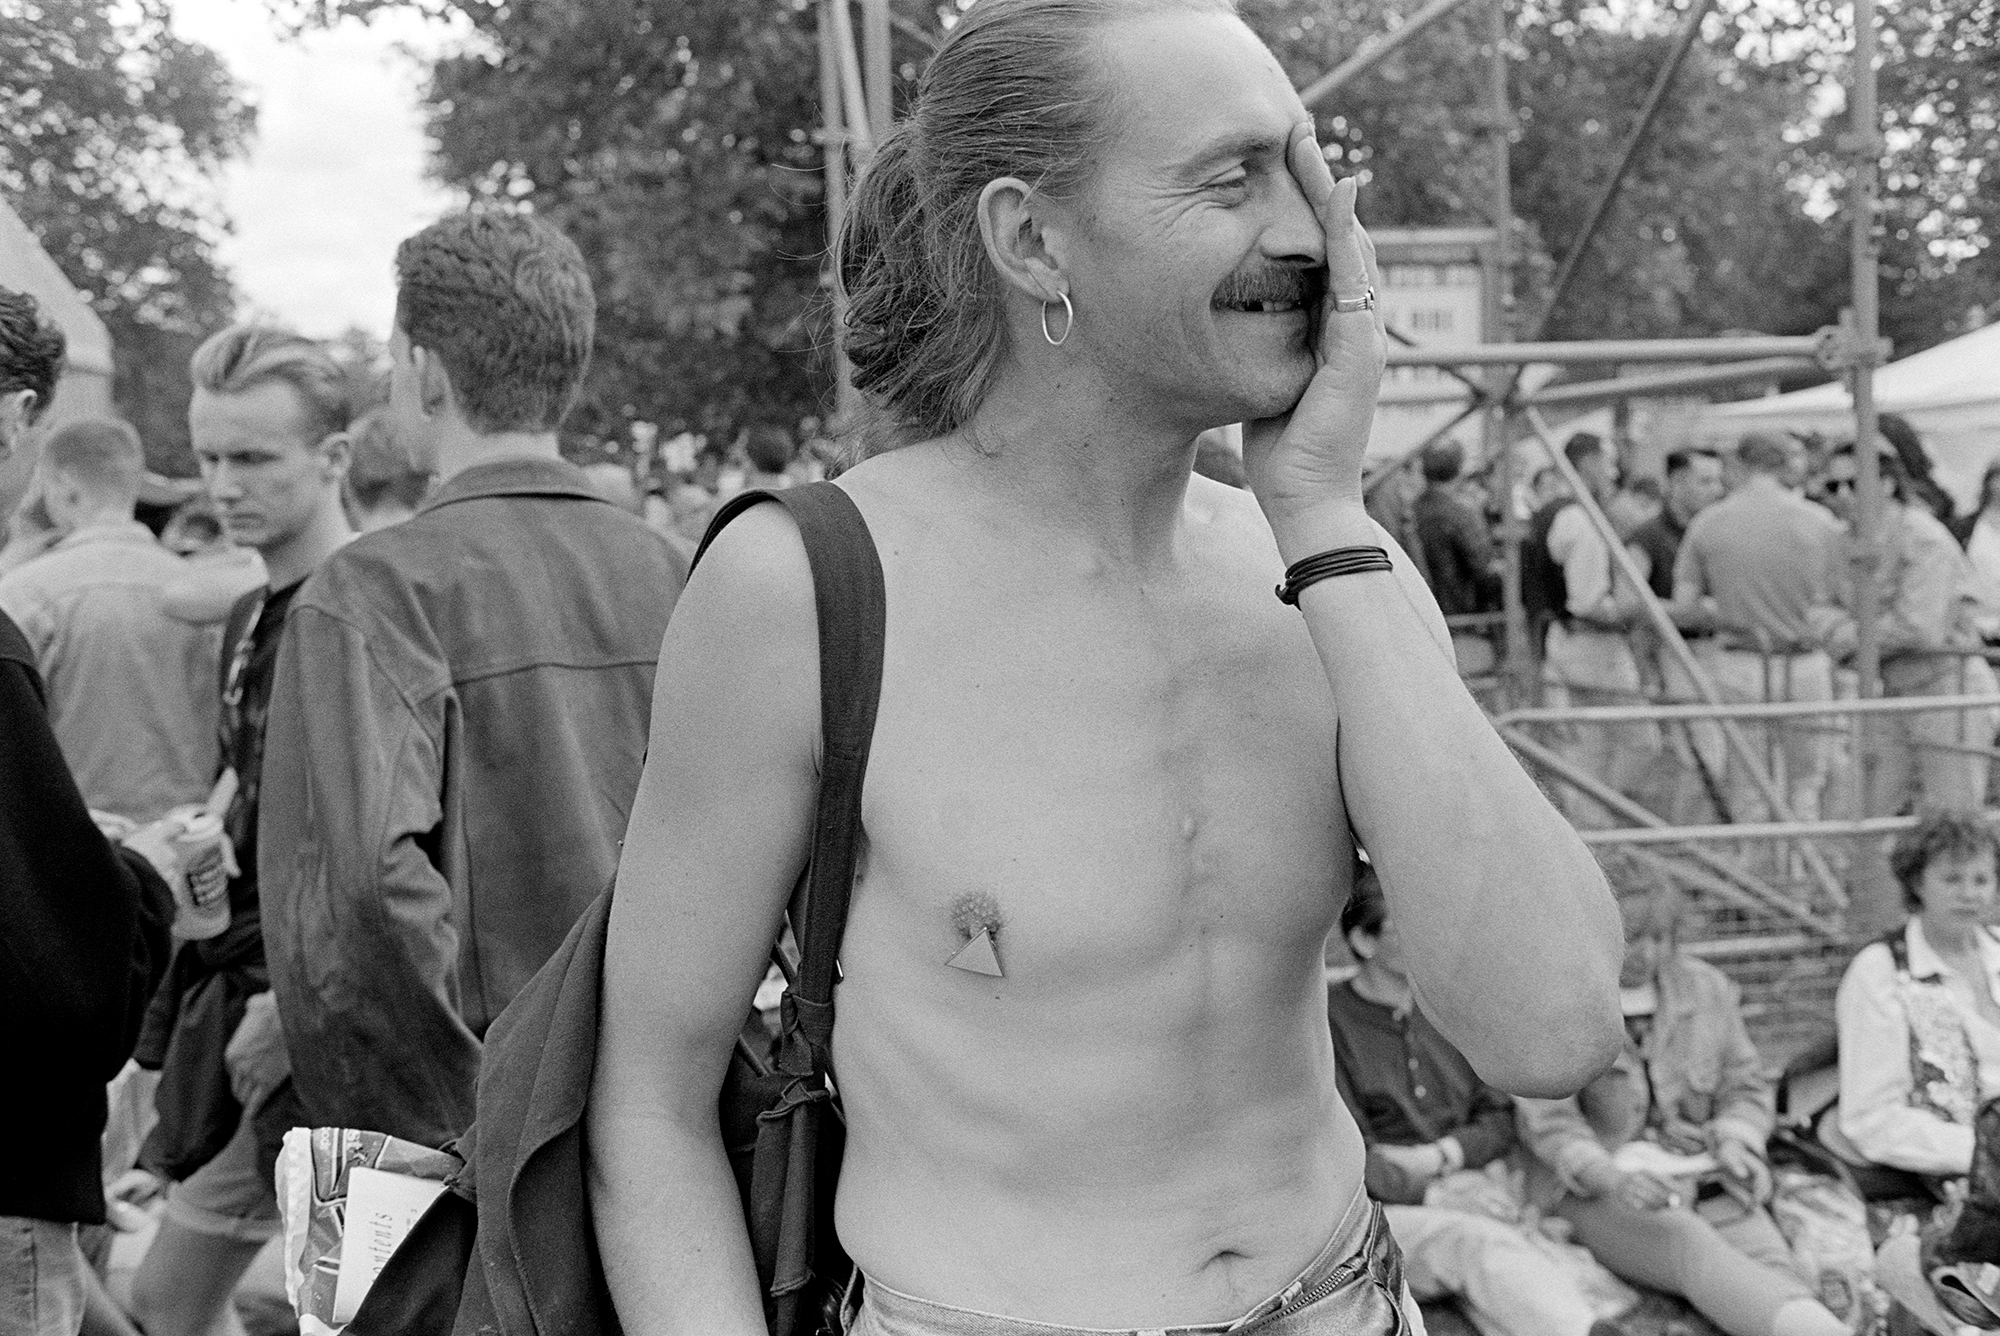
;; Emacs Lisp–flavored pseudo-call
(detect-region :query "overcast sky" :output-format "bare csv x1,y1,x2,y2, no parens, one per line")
169,1,466,340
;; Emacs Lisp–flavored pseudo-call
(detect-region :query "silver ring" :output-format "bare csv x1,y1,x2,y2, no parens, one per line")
1331,286,1376,314
1667,1193,1683,1209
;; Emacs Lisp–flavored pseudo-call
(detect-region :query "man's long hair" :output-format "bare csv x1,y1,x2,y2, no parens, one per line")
836,0,1236,459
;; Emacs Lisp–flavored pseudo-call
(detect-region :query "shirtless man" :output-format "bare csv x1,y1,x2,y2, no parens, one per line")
588,1,1622,1331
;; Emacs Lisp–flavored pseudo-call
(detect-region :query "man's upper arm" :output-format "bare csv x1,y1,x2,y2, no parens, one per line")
260,600,467,1142
595,503,824,1126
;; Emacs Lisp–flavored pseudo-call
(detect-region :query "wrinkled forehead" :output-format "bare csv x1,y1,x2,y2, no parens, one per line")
1088,12,1306,186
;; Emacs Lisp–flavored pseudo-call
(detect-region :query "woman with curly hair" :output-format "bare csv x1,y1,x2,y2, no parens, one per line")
1833,810,2000,1182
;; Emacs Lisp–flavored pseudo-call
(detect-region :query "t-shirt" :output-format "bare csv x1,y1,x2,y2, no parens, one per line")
1626,511,1687,601
1673,477,1840,650
218,579,304,929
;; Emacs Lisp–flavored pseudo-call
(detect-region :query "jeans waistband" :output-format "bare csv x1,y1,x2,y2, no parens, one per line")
850,1185,1378,1336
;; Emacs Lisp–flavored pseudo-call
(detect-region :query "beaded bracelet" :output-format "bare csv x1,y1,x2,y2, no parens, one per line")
1275,545,1394,605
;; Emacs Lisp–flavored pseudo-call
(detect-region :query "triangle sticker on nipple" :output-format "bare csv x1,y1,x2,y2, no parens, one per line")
946,928,1004,977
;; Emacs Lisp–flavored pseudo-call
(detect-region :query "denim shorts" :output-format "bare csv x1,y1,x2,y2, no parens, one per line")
844,1191,1423,1336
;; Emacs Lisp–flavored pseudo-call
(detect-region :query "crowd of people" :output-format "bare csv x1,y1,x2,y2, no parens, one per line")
2,2,1998,1336
1378,421,2000,852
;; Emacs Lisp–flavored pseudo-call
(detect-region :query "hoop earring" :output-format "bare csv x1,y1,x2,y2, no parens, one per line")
1041,292,1074,348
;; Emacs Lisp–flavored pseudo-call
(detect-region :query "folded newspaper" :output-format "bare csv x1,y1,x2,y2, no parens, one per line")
275,1126,462,1335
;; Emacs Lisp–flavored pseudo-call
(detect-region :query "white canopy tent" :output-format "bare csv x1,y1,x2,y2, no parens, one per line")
0,196,115,425
1707,321,2000,511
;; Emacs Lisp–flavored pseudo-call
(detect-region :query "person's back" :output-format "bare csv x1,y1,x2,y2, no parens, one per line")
0,419,219,821
283,472,679,1027
260,212,687,1149
1676,468,1837,652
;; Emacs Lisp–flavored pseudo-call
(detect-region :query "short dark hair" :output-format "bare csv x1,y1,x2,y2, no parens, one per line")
744,425,793,475
1339,860,1386,942
0,287,66,422
1891,811,1998,912
1736,431,1791,475
1421,440,1465,484
1563,432,1605,467
1664,448,1718,478
393,212,596,435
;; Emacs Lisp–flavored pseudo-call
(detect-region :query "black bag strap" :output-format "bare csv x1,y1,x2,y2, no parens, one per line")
693,484,885,1078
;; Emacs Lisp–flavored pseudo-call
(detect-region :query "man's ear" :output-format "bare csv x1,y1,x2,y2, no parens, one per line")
317,430,352,482
976,175,1072,307
413,345,454,421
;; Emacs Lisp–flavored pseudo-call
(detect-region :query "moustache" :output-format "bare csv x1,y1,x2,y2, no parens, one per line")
1212,265,1324,313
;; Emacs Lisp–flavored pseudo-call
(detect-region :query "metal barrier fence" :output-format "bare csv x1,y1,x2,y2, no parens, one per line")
1494,691,2000,1064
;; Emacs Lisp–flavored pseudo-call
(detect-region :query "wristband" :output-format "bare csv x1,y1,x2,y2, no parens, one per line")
1276,545,1393,605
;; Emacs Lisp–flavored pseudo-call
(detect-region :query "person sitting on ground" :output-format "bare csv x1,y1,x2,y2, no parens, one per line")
1329,865,1638,1336
1517,873,1850,1336
343,404,431,532
588,1,1624,1331
1833,811,2000,1187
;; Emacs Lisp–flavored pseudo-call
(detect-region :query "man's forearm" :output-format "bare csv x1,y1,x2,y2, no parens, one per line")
589,1108,768,1335
1270,502,1622,1096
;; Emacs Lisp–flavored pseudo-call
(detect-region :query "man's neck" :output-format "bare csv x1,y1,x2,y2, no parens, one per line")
1350,962,1413,1014
952,364,1204,566
260,495,355,590
69,503,135,532
433,430,564,486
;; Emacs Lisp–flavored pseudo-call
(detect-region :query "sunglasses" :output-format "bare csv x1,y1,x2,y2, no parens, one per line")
1824,478,1857,493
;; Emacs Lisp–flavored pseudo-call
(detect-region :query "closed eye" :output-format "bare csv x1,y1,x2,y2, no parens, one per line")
1207,174,1250,199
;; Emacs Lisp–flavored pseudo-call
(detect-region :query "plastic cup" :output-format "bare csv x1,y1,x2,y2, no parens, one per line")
167,808,231,940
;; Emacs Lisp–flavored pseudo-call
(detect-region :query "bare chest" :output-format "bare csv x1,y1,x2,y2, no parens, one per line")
850,538,1347,982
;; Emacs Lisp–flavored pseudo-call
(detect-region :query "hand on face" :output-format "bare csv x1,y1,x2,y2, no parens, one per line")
1242,123,1386,525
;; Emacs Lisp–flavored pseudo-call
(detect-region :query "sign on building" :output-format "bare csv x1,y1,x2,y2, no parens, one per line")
1365,228,1496,468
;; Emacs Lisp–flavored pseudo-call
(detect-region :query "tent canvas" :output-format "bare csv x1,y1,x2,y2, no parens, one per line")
0,196,115,424
1707,321,2000,511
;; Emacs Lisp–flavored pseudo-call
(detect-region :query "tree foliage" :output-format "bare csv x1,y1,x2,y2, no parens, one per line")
291,0,1994,444
1247,0,1998,362
0,0,252,472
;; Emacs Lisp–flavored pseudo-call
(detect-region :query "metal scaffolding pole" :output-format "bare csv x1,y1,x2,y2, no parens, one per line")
1847,0,1894,934
1520,406,1850,910
860,0,892,139
1525,0,1715,345
1479,0,1529,704
819,0,858,424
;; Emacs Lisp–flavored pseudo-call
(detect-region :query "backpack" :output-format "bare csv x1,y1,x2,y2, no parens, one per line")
346,484,882,1336
1520,497,1574,636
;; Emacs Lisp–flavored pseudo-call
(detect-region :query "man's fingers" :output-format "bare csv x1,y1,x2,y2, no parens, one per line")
1288,121,1338,225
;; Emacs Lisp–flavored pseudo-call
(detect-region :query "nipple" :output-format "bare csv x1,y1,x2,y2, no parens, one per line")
947,893,1005,977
